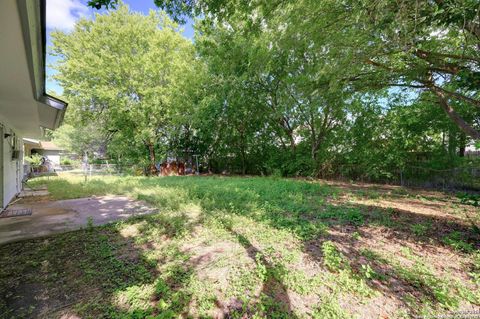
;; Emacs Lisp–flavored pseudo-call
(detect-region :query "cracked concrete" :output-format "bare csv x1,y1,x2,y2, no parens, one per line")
0,195,158,244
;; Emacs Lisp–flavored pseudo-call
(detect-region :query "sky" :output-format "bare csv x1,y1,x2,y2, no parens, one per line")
45,0,195,95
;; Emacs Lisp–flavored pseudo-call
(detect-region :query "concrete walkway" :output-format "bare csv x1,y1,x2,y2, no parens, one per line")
0,195,158,244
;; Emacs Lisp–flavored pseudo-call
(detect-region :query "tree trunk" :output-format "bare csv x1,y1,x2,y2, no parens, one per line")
147,142,157,176
289,135,296,153
311,130,326,161
429,86,480,140
311,141,319,161
208,158,213,174
240,147,246,175
459,133,466,157
448,129,456,156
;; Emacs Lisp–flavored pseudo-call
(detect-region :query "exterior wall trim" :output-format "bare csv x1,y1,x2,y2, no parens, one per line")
17,0,68,131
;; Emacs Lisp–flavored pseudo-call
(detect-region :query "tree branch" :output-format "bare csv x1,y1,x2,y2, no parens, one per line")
416,49,480,65
424,81,480,140
430,84,480,109
387,83,425,89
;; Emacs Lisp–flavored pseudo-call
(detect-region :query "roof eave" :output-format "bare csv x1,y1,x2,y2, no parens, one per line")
17,0,67,131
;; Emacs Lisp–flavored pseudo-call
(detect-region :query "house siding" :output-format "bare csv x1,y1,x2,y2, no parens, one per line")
37,150,61,165
1,122,23,210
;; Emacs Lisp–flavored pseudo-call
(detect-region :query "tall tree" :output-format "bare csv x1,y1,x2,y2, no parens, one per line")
51,4,196,174
88,0,480,140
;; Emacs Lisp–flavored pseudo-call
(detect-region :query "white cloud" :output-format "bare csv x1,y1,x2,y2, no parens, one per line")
46,0,89,31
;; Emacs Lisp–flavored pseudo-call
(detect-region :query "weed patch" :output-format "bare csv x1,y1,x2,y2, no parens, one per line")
442,231,474,252
2,175,478,317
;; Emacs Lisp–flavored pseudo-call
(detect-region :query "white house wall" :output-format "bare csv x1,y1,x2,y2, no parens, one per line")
40,150,60,166
2,122,23,209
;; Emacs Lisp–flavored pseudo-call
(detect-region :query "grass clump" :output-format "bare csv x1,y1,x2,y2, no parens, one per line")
457,192,480,207
410,223,431,237
442,231,474,252
322,241,347,272
321,241,376,298
312,295,350,319
319,207,365,226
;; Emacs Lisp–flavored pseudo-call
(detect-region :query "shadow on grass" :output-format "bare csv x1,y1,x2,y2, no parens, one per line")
153,177,479,312
303,200,479,311
316,226,475,311
223,223,299,318
21,175,480,316
0,210,199,318
0,226,153,318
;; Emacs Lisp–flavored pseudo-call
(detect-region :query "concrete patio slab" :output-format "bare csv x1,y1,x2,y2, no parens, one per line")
0,195,158,244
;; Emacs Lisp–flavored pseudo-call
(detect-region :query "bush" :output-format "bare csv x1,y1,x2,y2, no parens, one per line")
25,154,43,167
457,192,480,207
61,158,73,165
90,158,107,164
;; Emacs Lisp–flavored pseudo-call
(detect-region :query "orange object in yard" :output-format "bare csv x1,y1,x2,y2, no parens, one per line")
159,161,186,176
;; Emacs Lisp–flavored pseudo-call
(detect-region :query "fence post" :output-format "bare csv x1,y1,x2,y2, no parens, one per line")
400,170,404,187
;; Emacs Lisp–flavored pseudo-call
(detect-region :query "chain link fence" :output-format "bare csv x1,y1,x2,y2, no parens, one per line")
398,165,480,191
321,164,480,191
57,163,124,176
26,161,480,192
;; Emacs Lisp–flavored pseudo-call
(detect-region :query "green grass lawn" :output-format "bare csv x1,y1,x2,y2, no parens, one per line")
1,175,479,318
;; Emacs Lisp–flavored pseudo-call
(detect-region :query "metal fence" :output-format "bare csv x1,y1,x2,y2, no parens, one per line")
323,164,480,191
466,150,480,156
56,164,123,176
27,162,480,192
398,165,480,191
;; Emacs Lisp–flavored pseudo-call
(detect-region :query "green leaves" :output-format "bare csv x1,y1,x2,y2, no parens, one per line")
63,0,480,177
52,4,198,169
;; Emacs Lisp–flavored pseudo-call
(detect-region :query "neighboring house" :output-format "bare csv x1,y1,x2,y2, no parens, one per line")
24,139,65,166
0,0,67,210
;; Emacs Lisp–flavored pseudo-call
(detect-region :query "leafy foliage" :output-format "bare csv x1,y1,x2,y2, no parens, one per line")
457,192,480,207
51,5,197,174
53,1,480,183
321,241,347,272
24,154,43,167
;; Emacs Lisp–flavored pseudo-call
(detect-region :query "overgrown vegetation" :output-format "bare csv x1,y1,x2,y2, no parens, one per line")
49,1,479,185
24,154,43,168
1,175,478,318
458,192,480,207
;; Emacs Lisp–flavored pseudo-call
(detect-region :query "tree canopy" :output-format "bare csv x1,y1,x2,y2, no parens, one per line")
51,6,197,173
52,1,479,180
